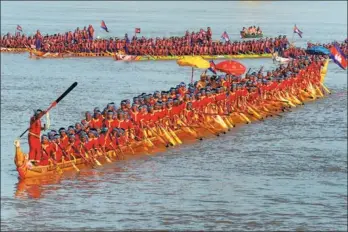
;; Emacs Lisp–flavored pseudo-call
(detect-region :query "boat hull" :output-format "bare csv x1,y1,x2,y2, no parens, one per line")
114,53,272,61
1,47,28,53
241,34,263,39
5,48,272,60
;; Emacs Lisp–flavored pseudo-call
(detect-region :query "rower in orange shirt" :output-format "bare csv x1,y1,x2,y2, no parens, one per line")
90,110,103,129
39,134,55,166
103,110,116,129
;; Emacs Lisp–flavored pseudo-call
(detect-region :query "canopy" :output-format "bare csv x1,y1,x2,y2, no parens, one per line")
177,56,210,69
306,46,331,55
177,57,210,83
215,60,247,76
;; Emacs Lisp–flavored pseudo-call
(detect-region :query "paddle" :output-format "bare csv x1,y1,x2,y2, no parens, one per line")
80,143,102,166
173,115,202,140
93,144,112,163
71,144,97,167
19,82,78,138
145,124,171,147
56,142,80,172
42,147,63,175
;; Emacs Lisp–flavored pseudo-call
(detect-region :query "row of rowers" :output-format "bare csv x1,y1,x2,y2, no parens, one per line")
34,57,322,165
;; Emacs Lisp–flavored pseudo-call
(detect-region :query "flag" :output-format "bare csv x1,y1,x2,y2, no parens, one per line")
208,60,217,74
16,25,22,31
135,28,141,33
293,24,303,38
221,31,230,42
101,20,109,32
330,44,347,70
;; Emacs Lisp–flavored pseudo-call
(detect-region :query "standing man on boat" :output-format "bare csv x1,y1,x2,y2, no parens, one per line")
28,109,47,163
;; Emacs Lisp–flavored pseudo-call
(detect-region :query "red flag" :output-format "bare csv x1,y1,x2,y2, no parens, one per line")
135,28,141,34
16,25,22,31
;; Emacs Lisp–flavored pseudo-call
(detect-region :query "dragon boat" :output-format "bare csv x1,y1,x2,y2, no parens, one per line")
14,59,330,180
240,33,263,39
0,47,28,53
113,53,272,61
26,48,272,60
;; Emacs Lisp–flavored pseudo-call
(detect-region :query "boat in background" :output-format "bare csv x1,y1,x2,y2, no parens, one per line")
113,53,272,61
27,49,272,60
241,33,263,39
1,47,27,53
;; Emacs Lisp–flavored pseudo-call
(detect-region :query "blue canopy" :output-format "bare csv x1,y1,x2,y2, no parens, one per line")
306,46,331,55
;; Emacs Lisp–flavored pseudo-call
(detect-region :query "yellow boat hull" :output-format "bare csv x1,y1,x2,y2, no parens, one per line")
28,49,272,60
1,47,28,53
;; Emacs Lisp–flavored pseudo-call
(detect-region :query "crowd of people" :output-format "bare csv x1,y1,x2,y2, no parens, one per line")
307,40,348,57
240,26,263,37
1,26,291,56
27,56,327,166
123,35,288,56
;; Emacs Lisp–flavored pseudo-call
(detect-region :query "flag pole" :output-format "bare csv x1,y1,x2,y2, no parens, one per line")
291,24,295,47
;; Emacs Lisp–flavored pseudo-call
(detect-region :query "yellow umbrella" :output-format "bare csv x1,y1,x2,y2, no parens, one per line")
177,56,210,83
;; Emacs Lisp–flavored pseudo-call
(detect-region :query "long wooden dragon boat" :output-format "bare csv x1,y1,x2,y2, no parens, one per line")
26,49,272,60
113,53,272,61
0,47,28,53
14,59,330,180
241,33,263,39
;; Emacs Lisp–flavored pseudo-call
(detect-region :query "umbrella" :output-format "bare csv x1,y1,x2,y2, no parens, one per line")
305,46,331,55
177,57,210,83
215,60,247,76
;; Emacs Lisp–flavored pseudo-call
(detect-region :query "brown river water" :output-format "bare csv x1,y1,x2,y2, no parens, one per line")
1,1,347,231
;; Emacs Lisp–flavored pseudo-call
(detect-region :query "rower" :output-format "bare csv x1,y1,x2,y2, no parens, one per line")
28,109,47,163
67,125,76,135
170,88,177,98
52,134,63,163
75,122,83,134
84,111,92,125
103,110,116,129
39,134,54,166
90,110,103,129
178,82,187,96
59,127,69,148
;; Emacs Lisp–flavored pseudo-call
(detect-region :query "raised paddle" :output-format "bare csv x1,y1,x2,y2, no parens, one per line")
19,82,78,138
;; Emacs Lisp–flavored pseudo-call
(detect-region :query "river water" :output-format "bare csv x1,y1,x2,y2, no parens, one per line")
1,1,347,231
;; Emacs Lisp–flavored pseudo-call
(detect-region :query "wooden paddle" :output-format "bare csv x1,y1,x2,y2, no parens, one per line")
56,142,80,172
19,82,78,138
42,147,63,175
